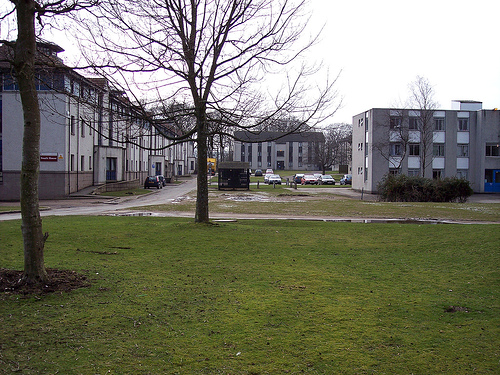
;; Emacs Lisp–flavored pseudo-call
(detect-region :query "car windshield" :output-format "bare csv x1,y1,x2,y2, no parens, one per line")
304,175,315,178
322,175,333,179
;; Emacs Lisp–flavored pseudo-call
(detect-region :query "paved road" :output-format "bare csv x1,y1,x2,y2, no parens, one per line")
0,177,198,222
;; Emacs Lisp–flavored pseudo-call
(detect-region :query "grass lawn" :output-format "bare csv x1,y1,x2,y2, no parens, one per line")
140,185,500,223
1,216,499,374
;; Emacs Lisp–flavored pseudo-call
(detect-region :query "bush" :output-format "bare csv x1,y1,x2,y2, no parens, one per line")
378,174,473,202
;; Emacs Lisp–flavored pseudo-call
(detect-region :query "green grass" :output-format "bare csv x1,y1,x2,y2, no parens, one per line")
1,216,499,374
140,186,500,222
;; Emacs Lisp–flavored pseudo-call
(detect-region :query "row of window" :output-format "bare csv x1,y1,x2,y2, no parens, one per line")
389,168,469,180
390,117,469,131
388,143,472,157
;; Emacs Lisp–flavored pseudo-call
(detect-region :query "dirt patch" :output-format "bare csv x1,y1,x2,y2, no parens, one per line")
444,306,469,313
0,268,90,296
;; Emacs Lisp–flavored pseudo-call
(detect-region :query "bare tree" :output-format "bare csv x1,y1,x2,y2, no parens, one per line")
1,0,97,284
72,0,339,223
315,123,351,174
407,76,438,177
372,76,438,177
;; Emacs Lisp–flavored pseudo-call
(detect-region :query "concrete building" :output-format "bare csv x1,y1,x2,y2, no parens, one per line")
0,41,195,200
352,101,500,193
233,131,325,171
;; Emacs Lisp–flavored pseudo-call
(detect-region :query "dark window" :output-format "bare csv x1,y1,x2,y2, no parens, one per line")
390,143,402,156
434,118,445,131
457,144,469,157
486,143,500,156
390,117,402,129
458,118,469,131
433,143,445,157
409,143,420,156
409,118,420,130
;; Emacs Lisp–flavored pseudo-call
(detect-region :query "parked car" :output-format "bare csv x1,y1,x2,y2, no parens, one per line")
293,173,304,184
313,173,322,180
301,174,318,185
318,175,335,185
264,173,273,183
254,169,263,176
144,176,162,189
265,168,274,175
267,174,282,184
340,174,352,185
157,175,167,187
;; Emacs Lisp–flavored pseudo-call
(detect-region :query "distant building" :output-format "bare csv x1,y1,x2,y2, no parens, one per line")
352,101,500,193
233,131,325,171
0,41,195,200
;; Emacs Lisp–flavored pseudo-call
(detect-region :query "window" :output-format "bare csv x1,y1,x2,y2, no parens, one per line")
81,119,85,137
408,169,420,176
70,116,75,135
486,143,500,156
277,150,284,157
433,143,445,157
457,144,469,157
409,143,420,156
409,117,420,130
357,166,363,174
390,117,402,129
434,118,445,131
81,155,85,171
456,169,468,180
240,143,245,161
3,73,18,90
357,143,363,151
458,118,469,131
247,145,252,162
389,143,402,156
433,169,443,179
70,154,75,171
389,168,401,175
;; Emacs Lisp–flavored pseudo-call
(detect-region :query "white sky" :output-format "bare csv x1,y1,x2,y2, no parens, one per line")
308,0,500,124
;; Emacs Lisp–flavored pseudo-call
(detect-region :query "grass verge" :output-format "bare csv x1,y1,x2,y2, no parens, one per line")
138,186,500,222
1,216,499,374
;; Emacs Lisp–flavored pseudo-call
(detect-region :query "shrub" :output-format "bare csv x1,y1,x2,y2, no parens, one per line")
378,174,473,202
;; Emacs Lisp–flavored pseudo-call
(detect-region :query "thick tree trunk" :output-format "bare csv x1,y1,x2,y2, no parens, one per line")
195,120,209,223
14,0,48,283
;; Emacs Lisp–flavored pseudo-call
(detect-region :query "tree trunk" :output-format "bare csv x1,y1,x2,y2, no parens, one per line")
14,0,48,283
195,117,209,223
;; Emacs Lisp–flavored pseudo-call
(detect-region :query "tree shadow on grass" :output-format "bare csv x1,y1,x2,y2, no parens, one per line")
0,268,90,296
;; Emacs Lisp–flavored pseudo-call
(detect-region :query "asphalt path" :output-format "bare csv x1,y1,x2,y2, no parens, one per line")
0,177,198,222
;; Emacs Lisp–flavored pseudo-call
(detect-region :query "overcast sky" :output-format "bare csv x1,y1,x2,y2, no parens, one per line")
309,0,500,124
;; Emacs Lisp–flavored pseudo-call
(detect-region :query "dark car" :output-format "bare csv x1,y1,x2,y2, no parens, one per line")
254,169,263,176
340,174,352,185
293,174,304,184
144,176,162,189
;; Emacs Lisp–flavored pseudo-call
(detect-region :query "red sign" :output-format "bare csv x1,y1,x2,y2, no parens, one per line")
40,154,58,162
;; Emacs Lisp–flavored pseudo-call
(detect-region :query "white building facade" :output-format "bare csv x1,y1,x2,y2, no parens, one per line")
233,131,325,171
352,101,500,194
0,42,195,200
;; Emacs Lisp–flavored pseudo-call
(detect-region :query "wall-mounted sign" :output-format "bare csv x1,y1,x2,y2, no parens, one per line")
40,153,59,162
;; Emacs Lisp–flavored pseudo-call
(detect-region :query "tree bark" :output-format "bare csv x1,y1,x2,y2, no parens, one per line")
195,117,209,223
13,0,48,283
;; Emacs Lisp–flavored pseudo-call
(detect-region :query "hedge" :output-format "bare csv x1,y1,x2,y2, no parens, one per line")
377,174,473,203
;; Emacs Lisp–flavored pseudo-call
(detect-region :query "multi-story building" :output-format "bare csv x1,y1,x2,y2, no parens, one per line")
352,101,500,193
0,41,195,200
233,131,325,171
